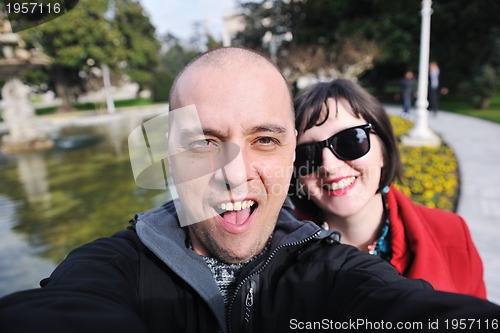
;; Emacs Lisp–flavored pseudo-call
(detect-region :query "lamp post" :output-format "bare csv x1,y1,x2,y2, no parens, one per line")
102,64,116,114
402,0,441,147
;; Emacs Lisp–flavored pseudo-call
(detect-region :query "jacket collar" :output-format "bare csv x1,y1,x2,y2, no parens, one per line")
135,201,324,261
134,200,325,332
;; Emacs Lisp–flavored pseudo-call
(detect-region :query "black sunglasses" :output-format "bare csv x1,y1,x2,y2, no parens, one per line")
295,123,373,175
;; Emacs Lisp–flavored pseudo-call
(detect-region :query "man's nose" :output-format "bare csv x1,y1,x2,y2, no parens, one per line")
214,149,249,189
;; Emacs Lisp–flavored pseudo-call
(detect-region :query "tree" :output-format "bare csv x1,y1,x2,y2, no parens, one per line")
206,33,222,51
233,0,396,88
232,1,276,52
151,34,200,102
287,0,422,92
21,0,124,112
233,0,500,103
280,35,379,81
20,0,160,112
112,0,160,96
458,27,500,109
430,0,500,107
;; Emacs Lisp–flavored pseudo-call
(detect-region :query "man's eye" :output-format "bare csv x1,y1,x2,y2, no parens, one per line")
256,137,279,147
187,139,218,152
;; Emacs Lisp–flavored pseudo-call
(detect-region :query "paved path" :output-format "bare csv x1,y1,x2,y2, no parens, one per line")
386,105,500,304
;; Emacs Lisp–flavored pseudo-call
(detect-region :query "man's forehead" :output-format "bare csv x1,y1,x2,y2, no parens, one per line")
171,55,288,107
169,56,294,127
170,107,290,137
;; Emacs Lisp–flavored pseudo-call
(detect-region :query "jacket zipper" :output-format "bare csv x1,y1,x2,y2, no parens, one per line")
226,230,321,333
241,279,257,332
244,282,254,322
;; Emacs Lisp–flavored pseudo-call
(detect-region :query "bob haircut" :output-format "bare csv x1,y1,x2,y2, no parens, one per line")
290,79,403,222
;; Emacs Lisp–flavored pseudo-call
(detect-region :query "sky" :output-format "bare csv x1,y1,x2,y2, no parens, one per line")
141,0,239,41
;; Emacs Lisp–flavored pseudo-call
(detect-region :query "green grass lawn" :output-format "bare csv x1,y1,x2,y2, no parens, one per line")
34,97,156,116
439,93,500,124
369,83,500,124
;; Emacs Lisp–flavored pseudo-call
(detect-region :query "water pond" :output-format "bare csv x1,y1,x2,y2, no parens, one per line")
0,111,169,296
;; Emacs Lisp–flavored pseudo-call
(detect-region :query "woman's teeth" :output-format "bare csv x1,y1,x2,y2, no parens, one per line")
324,176,356,190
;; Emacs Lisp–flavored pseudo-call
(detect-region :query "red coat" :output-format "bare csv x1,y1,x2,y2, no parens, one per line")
388,186,486,299
294,185,487,299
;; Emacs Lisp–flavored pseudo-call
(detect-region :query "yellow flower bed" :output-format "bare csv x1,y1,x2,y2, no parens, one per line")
389,115,459,211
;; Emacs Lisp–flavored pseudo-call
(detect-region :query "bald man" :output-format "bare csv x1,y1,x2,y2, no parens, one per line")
1,47,499,333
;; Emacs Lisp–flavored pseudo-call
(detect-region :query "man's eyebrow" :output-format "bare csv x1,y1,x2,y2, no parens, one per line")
176,128,227,140
174,125,287,141
247,124,288,135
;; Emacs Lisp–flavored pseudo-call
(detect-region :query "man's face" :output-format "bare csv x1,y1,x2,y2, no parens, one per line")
168,63,296,263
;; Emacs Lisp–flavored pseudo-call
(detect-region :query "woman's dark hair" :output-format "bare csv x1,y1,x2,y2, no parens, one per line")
290,79,403,222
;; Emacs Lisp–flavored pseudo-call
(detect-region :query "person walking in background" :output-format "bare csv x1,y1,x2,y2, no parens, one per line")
290,79,486,299
429,62,440,116
400,70,416,119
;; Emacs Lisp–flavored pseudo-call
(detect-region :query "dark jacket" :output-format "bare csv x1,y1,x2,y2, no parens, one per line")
400,77,416,100
0,201,499,333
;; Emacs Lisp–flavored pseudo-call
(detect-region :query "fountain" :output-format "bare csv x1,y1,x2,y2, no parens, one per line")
0,13,52,154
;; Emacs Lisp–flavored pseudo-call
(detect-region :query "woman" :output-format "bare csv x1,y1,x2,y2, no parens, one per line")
290,79,486,298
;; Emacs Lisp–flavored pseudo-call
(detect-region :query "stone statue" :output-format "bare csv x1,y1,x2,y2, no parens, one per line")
0,13,52,153
2,78,40,144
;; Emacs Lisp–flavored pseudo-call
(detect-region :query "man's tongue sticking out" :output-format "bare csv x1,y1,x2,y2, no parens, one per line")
223,208,251,225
